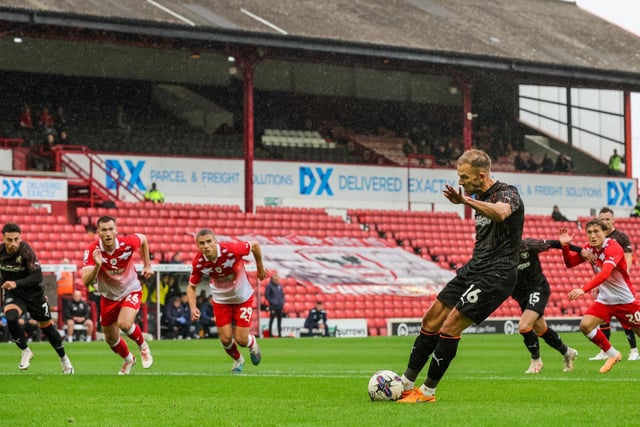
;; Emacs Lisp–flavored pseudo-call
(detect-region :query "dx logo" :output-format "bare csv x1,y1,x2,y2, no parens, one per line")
607,181,633,207
105,160,146,191
299,167,333,196
2,179,23,197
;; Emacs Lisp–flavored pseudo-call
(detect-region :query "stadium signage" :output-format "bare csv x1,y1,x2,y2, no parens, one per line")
258,318,366,338
299,166,333,195
607,181,633,206
64,154,637,212
0,176,67,201
105,159,145,191
387,317,591,335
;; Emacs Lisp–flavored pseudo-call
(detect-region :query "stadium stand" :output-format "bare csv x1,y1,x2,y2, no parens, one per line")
0,70,628,337
6,193,624,337
4,187,640,337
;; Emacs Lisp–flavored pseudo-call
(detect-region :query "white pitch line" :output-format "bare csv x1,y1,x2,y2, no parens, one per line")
147,0,196,26
240,8,288,34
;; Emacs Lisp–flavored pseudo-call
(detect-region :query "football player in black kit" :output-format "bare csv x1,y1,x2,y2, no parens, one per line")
0,223,74,373
512,238,586,374
398,149,524,403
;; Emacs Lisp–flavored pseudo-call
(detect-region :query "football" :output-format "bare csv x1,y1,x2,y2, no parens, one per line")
367,370,403,401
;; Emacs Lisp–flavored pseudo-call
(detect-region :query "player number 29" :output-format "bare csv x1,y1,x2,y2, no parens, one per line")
240,307,252,322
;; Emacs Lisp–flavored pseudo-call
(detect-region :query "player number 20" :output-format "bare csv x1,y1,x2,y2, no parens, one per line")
625,311,640,325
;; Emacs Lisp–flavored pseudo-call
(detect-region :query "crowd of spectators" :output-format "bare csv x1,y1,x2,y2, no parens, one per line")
14,102,73,171
0,76,608,176
7,95,588,177
514,150,575,174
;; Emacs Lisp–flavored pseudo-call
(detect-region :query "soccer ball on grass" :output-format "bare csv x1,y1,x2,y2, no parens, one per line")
367,370,403,401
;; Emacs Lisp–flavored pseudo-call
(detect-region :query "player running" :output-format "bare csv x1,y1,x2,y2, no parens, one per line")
82,215,154,375
186,229,267,374
1,222,74,374
560,219,640,373
512,237,581,374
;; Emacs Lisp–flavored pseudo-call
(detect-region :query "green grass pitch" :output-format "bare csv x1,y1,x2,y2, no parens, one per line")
1,333,637,426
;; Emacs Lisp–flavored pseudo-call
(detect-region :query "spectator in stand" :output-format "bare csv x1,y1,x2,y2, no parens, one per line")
63,290,94,342
37,132,56,171
81,215,154,375
560,220,640,373
446,140,462,162
514,151,527,171
555,154,574,173
540,152,555,173
164,296,190,339
265,273,285,338
551,205,569,222
164,274,182,303
144,182,165,203
18,104,33,131
303,301,329,337
186,228,266,373
433,143,450,167
526,153,539,172
57,129,71,146
53,106,67,134
589,207,638,361
608,149,624,176
416,138,429,157
1,222,74,373
403,139,417,158
38,106,55,133
154,274,172,309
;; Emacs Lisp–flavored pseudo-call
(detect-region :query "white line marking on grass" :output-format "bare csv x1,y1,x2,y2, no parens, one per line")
458,375,640,382
140,370,367,378
0,370,373,378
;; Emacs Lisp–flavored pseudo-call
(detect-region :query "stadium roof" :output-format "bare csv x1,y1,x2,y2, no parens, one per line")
0,0,639,88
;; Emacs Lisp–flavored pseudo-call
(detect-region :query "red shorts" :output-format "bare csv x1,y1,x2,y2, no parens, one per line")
586,301,640,329
100,291,142,327
212,295,254,328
